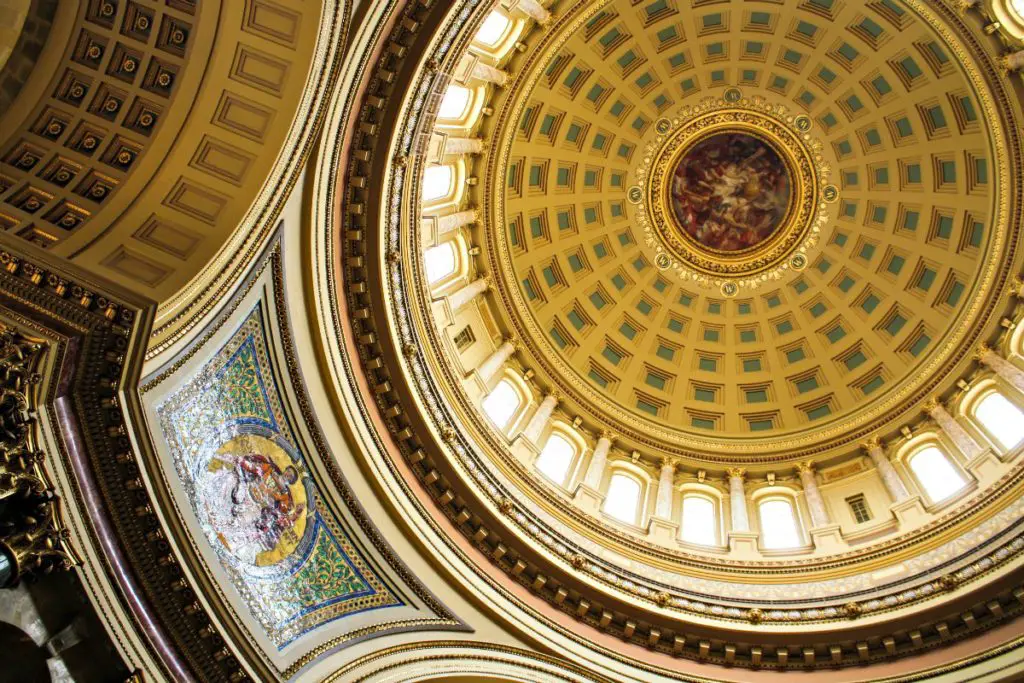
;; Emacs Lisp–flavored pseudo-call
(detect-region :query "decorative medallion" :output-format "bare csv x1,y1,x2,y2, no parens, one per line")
196,430,314,570
635,96,831,291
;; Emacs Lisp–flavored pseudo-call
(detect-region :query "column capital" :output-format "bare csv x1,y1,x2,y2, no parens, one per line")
922,397,943,415
658,457,678,473
726,467,746,480
975,342,995,363
796,461,816,475
861,435,883,453
598,429,616,442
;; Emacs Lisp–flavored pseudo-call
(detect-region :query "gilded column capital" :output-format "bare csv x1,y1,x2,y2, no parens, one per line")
796,461,816,475
922,397,942,415
726,467,746,480
861,435,883,453
974,342,994,363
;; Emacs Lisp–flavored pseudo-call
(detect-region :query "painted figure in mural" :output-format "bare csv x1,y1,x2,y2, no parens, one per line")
669,132,791,252
201,434,309,567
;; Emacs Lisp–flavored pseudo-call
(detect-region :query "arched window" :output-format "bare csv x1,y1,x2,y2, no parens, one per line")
424,243,457,283
438,85,472,121
975,391,1024,450
482,379,521,430
421,165,454,203
680,494,717,546
758,499,802,549
603,473,642,525
535,433,575,486
908,446,967,503
1014,0,1024,19
474,11,512,47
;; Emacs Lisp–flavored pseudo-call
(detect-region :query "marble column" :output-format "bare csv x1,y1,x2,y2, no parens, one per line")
978,344,1024,394
436,209,478,236
583,433,612,489
512,0,551,23
654,460,676,519
443,136,485,156
797,462,830,528
727,468,749,532
477,338,515,384
926,399,984,459
447,277,488,312
523,393,557,443
471,62,509,87
864,438,910,503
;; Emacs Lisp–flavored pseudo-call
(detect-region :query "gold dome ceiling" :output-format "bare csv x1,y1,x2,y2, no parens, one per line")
483,0,1011,457
382,0,1024,668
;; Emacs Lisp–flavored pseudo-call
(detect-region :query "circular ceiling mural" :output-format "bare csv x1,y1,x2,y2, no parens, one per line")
635,98,828,287
667,131,791,253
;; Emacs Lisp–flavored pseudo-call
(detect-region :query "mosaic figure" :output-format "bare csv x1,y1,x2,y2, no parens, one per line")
201,433,309,567
668,132,791,252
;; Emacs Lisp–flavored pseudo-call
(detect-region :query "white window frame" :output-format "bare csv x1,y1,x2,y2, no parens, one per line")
601,465,648,527
482,375,528,434
535,428,581,488
751,488,806,551
971,388,1024,453
904,442,969,506
678,491,721,547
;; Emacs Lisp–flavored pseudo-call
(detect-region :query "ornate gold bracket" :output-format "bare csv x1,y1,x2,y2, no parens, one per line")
0,327,77,587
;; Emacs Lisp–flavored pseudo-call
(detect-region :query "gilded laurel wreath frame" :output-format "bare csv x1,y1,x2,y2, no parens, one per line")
632,96,833,295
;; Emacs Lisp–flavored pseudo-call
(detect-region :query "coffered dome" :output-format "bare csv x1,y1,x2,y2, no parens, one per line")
379,0,1024,673
482,0,1013,457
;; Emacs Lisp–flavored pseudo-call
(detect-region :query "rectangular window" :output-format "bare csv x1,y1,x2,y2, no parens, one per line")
454,326,475,351
846,494,872,523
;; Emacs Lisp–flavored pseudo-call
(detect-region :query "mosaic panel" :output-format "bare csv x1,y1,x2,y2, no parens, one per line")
157,305,402,647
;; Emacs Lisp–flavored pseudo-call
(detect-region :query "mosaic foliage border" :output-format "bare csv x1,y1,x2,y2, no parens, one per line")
157,305,403,648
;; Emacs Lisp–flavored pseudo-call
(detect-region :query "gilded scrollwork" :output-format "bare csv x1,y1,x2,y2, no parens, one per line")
0,327,77,587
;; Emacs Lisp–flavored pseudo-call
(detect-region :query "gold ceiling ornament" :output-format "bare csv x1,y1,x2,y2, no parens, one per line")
632,95,831,293
0,328,78,586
